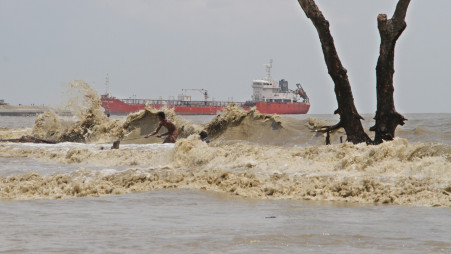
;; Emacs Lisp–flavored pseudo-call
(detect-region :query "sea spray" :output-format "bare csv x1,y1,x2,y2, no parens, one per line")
28,80,124,143
57,80,117,142
29,81,205,144
32,111,66,140
62,80,106,121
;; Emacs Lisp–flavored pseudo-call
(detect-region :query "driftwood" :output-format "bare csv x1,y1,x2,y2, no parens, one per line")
297,0,410,144
371,0,410,144
1,136,130,150
0,135,57,144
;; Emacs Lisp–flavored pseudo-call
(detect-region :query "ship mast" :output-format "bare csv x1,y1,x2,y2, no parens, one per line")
105,73,110,96
265,59,273,81
181,89,209,101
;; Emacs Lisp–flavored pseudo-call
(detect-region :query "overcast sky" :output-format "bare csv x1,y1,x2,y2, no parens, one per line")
1,0,450,114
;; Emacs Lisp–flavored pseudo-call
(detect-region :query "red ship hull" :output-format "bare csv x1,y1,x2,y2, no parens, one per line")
101,95,310,115
253,101,310,114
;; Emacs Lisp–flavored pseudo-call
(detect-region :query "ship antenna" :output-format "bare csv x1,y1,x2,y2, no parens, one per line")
105,73,110,95
265,59,273,81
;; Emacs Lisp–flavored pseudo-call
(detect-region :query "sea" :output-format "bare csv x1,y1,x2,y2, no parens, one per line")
0,84,450,253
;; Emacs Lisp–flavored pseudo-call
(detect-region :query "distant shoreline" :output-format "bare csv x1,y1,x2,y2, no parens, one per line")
0,105,72,116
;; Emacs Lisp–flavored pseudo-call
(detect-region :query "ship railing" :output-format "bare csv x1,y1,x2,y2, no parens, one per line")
262,99,305,103
120,99,149,105
120,98,245,107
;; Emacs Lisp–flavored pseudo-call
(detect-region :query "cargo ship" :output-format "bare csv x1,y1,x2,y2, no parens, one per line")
101,60,310,115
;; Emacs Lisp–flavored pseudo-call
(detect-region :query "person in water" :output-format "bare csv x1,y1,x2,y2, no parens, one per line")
199,130,211,143
144,111,178,143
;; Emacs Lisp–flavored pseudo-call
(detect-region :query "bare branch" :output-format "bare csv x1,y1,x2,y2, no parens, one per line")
393,0,411,22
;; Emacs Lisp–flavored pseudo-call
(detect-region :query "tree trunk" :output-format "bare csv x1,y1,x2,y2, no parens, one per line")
297,0,371,144
371,0,410,144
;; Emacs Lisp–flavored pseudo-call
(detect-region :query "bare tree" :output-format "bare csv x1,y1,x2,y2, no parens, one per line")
297,0,410,144
371,0,410,144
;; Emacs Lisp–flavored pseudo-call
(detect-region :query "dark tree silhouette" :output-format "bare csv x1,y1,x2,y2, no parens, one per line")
371,0,410,144
297,0,410,144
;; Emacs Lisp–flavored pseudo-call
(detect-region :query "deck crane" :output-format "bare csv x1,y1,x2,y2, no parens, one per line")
181,89,209,101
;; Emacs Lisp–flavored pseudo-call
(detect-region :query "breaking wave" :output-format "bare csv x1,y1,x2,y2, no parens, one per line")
0,81,450,208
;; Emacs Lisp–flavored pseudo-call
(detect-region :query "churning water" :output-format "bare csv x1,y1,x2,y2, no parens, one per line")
0,81,449,253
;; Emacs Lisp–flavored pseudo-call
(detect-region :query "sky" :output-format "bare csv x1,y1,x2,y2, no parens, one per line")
0,0,450,114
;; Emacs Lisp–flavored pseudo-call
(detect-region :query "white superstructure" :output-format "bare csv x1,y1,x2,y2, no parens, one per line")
251,60,305,103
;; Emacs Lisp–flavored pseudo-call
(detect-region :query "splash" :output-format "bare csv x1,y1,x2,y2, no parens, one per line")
28,80,127,143
32,111,66,140
62,80,105,121
56,80,121,142
28,81,204,144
